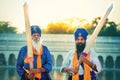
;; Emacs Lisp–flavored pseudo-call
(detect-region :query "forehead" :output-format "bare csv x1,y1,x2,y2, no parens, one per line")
32,33,40,36
77,36,84,40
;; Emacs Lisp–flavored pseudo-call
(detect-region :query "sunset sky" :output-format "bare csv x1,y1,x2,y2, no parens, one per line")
0,0,120,33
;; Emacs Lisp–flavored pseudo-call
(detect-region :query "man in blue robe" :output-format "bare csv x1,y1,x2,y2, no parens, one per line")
16,25,52,80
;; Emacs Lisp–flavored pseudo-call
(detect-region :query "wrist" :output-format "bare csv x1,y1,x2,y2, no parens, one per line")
91,63,95,69
39,68,46,72
39,68,42,72
79,60,82,65
63,68,67,72
63,67,70,73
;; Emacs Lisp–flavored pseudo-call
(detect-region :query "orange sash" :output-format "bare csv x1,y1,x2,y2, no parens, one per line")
33,45,42,79
72,50,79,80
24,45,43,79
72,50,91,80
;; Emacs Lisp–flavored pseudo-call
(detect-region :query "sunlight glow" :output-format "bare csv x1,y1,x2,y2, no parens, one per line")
0,0,119,33
72,20,80,27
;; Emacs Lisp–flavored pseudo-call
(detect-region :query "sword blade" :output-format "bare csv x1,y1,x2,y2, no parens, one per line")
23,2,33,69
84,2,114,53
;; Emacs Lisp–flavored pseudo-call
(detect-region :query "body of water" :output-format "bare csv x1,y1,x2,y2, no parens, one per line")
0,68,120,80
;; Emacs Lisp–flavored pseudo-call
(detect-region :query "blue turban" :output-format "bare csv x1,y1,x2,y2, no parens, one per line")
74,28,88,40
31,25,41,36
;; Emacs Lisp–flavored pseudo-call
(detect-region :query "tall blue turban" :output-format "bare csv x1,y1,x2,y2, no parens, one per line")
74,28,88,40
31,25,41,36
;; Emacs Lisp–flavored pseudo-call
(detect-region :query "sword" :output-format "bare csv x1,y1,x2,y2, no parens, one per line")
23,2,34,79
84,2,114,53
79,2,114,72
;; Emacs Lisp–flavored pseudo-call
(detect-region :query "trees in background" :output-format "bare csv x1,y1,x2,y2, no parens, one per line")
0,17,120,36
88,17,119,36
0,21,17,33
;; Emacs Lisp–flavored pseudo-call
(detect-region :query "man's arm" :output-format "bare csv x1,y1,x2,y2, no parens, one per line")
16,47,26,77
60,50,79,74
42,46,52,73
80,55,98,72
60,50,73,72
62,67,79,74
28,67,46,74
90,49,102,72
79,49,102,72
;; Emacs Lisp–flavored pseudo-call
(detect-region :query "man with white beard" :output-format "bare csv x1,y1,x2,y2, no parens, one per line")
16,25,52,80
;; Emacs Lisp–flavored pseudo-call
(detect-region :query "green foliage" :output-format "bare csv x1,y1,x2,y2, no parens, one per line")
0,21,17,33
87,17,101,34
89,17,120,36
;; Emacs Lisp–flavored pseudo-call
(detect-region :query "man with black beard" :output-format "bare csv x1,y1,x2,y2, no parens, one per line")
16,25,52,80
61,28,101,80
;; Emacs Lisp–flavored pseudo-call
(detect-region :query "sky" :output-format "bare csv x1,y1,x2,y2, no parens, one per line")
0,0,120,33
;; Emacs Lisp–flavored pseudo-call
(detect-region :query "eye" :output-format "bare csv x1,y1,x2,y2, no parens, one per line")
81,38,84,40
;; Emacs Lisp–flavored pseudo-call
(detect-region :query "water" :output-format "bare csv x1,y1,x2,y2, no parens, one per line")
0,68,120,80
0,68,19,80
0,68,68,80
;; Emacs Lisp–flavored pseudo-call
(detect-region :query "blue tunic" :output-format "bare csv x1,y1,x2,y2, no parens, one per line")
16,45,52,80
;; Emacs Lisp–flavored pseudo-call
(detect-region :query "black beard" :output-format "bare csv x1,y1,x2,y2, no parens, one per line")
76,43,86,53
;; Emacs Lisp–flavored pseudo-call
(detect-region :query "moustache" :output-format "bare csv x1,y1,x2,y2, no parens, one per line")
33,38,40,43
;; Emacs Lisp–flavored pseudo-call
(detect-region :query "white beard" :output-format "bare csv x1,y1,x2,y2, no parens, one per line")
32,38,41,52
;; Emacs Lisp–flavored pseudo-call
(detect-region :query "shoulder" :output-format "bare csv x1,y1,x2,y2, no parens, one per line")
18,46,27,57
67,49,74,56
20,45,27,51
42,45,51,54
89,48,98,57
42,45,49,50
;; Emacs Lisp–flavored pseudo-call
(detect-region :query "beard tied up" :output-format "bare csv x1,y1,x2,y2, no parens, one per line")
32,38,41,52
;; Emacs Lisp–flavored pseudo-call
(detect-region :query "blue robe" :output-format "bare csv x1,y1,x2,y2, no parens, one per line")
16,45,52,80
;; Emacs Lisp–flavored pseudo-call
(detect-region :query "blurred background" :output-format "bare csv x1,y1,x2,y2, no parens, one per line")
0,0,120,80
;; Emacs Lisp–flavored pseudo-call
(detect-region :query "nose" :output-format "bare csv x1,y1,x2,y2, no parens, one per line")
32,34,40,39
78,39,82,43
35,34,39,37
